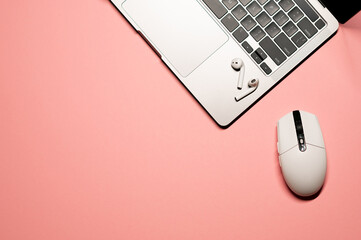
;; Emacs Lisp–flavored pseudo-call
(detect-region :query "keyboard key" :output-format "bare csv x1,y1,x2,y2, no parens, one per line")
247,2,262,17
251,51,263,64
257,0,268,5
265,22,280,38
233,26,249,42
232,5,247,20
275,33,297,56
251,26,266,41
291,31,307,47
288,7,304,22
260,62,272,74
297,17,317,38
221,14,239,32
279,0,295,12
260,37,287,65
202,0,227,19
256,12,272,27
315,19,326,29
256,48,267,60
273,10,289,26
241,15,257,30
222,0,238,10
240,0,252,6
294,0,319,22
264,0,280,16
242,41,254,53
283,21,298,37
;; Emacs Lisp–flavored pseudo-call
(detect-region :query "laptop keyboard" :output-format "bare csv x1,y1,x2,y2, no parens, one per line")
202,0,326,75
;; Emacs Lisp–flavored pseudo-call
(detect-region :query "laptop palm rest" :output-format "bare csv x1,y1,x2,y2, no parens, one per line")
122,0,228,77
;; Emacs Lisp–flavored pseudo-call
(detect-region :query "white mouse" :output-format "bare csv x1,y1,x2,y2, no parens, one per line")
277,110,327,197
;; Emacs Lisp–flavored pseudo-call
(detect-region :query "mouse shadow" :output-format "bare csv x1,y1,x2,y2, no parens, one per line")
274,127,326,201
288,184,324,201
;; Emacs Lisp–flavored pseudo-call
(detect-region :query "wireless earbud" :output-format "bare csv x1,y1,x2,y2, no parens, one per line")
235,78,259,102
231,58,245,90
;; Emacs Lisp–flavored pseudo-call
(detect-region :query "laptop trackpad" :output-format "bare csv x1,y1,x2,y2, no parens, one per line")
123,0,228,77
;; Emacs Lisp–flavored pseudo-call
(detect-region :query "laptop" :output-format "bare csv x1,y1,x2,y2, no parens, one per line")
110,0,360,128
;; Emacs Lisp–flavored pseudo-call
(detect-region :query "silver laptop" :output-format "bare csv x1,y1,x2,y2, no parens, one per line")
110,0,358,127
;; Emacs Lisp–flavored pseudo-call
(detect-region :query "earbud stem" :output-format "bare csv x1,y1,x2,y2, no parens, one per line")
237,66,245,90
235,85,258,102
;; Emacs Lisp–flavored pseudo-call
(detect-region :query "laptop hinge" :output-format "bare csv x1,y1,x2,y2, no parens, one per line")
317,0,326,8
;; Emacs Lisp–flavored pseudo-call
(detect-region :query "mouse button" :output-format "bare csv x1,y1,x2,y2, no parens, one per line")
300,111,325,148
277,112,298,154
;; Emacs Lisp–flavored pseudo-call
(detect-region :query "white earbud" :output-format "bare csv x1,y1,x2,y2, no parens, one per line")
231,58,245,90
235,78,259,102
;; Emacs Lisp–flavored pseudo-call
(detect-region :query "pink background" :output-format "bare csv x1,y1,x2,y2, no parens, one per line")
1,1,361,239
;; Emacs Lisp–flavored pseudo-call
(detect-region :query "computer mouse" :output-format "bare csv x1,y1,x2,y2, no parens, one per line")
277,110,327,197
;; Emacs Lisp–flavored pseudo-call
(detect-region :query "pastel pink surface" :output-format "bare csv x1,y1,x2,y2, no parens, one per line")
0,1,361,239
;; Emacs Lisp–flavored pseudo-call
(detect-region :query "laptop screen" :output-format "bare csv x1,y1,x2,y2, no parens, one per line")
321,0,360,23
